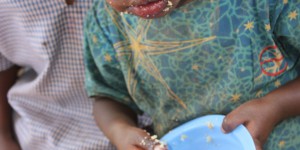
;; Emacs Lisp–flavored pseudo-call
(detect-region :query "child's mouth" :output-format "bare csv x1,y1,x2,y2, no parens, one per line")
128,0,170,18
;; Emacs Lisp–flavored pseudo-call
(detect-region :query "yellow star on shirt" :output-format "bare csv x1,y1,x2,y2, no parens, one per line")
288,10,298,20
92,35,98,43
283,0,288,4
244,21,254,30
265,24,271,31
104,54,112,62
192,64,199,70
256,90,263,97
274,80,281,87
278,140,286,148
231,94,241,102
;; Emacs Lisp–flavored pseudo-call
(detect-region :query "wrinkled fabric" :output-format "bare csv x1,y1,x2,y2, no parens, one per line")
0,1,116,149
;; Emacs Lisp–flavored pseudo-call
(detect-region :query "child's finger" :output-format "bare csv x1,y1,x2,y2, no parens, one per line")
153,144,168,150
221,110,248,133
134,130,167,150
253,138,263,150
137,136,160,150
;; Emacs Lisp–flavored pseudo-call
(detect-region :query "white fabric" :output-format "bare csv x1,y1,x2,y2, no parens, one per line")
0,1,116,149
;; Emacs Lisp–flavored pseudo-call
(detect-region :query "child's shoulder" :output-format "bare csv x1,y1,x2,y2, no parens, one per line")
89,0,114,25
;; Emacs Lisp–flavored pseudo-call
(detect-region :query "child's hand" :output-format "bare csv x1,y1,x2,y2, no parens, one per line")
221,99,281,150
93,97,168,150
112,125,167,150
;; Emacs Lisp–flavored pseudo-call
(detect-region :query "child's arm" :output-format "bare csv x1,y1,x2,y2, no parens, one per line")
0,66,21,150
223,2,300,149
263,77,300,119
93,97,166,150
222,77,300,150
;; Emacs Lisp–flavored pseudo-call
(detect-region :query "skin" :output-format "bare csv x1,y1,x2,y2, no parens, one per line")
95,1,300,149
0,66,21,150
65,0,74,5
93,97,167,150
222,77,300,150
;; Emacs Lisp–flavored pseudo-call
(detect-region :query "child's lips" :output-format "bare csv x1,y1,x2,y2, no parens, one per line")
128,0,168,18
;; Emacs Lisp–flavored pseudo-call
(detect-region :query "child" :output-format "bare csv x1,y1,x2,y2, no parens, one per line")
84,0,300,149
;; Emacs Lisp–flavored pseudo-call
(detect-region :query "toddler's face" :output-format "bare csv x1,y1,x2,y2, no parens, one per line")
106,0,192,19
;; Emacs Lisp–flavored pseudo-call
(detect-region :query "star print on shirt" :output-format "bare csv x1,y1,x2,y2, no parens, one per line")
288,10,298,20
104,54,112,62
256,90,263,97
265,24,271,31
192,64,199,70
244,21,254,30
104,3,216,109
278,140,286,148
92,35,98,43
274,80,281,87
230,94,241,102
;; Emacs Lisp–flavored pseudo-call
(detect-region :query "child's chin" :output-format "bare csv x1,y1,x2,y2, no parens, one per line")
129,8,174,19
137,12,170,19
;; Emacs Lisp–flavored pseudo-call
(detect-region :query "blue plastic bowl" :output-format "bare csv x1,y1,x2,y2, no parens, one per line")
161,115,255,150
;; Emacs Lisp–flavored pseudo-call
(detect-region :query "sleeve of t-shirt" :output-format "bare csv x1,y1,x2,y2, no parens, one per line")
272,1,300,61
83,8,142,114
0,52,14,72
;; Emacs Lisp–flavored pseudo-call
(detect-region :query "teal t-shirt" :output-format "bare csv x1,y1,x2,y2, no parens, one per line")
84,0,300,149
